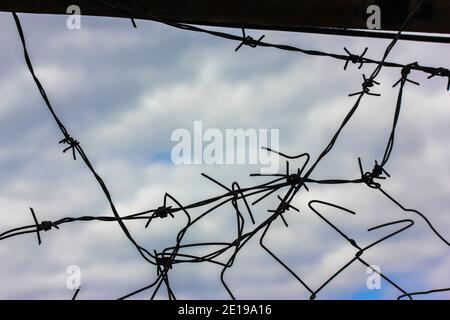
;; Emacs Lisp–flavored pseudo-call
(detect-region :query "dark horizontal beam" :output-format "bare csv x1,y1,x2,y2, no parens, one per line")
0,0,449,34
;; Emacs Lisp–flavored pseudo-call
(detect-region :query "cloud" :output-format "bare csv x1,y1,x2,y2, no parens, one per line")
0,13,449,300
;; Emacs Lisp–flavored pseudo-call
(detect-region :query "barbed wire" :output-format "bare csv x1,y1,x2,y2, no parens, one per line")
1,0,450,300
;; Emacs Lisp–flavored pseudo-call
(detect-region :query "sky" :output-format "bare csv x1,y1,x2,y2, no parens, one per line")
0,11,449,300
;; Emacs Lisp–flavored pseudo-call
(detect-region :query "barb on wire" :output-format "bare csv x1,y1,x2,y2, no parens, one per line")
267,195,300,227
235,27,265,52
59,135,80,160
89,0,450,89
29,207,59,245
343,47,368,70
349,74,381,97
145,193,177,228
2,0,449,300
358,158,390,189
393,62,420,88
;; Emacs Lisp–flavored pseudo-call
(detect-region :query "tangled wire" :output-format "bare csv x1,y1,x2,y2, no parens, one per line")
1,0,450,300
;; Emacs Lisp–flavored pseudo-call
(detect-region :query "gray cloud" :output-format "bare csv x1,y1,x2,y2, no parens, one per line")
0,12,449,300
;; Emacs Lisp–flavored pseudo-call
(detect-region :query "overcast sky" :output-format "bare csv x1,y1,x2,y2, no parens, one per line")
0,11,449,300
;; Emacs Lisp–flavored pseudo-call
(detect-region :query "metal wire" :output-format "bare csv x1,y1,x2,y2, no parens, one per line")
1,0,450,300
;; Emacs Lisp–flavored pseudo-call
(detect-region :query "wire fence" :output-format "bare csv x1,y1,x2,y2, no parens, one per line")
1,0,450,300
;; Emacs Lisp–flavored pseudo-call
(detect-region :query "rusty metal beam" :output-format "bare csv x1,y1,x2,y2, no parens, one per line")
0,0,449,34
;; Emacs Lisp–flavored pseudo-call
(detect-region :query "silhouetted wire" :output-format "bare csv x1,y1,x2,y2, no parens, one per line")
93,0,450,44
72,288,81,300
11,11,159,267
397,288,450,300
93,0,450,90
308,200,415,300
2,0,449,300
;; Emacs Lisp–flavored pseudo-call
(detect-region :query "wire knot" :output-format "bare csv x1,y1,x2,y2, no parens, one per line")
362,77,378,91
287,173,302,185
272,196,300,214
393,62,420,87
427,67,450,90
155,253,173,275
59,136,80,160
362,172,381,189
268,196,300,227
343,47,368,70
154,206,174,219
145,206,174,228
38,221,59,232
286,169,309,191
267,196,300,227
358,158,390,189
349,74,380,97
29,208,59,245
235,28,265,52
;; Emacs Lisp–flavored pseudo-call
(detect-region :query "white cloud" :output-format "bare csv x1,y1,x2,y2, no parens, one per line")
0,13,449,300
